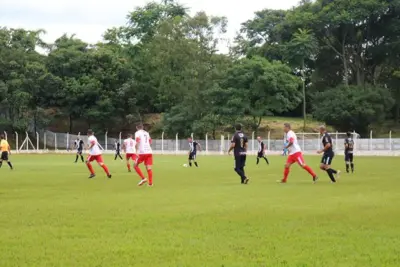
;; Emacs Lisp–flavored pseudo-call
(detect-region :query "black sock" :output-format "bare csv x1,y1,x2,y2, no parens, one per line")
7,161,12,169
114,155,117,160
256,158,259,165
119,155,123,160
351,163,354,172
0,161,2,168
75,155,79,162
81,155,84,162
326,169,336,182
263,157,269,164
189,162,192,167
194,162,198,167
346,163,350,173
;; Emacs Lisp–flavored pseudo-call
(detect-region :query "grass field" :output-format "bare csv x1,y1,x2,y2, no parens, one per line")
1,154,400,267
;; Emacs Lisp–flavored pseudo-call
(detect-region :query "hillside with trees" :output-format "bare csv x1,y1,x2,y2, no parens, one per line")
0,0,399,138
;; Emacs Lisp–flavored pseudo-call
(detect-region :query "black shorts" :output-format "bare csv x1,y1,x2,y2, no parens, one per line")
257,152,264,158
345,153,354,162
321,152,334,165
1,151,9,161
234,155,247,169
189,152,197,160
77,149,83,155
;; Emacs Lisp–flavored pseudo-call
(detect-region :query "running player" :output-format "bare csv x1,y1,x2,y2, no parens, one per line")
114,140,123,160
344,132,355,173
74,138,84,163
134,124,153,186
86,129,112,179
0,134,13,170
317,125,340,183
256,136,269,165
122,134,136,172
279,123,318,183
188,137,201,167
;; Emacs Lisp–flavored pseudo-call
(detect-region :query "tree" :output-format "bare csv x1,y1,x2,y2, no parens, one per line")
222,56,302,132
312,85,394,135
285,28,319,130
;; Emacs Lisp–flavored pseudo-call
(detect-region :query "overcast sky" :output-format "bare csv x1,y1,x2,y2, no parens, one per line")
0,0,299,52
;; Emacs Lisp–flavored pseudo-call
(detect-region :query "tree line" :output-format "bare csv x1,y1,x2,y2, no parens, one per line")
0,0,399,138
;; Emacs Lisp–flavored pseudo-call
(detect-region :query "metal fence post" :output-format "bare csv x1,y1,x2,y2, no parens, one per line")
389,131,392,151
105,131,108,151
175,133,178,155
220,135,224,155
44,132,46,150
3,131,7,140
36,132,39,151
267,131,271,151
15,132,18,153
161,132,164,155
205,133,208,155
55,133,57,151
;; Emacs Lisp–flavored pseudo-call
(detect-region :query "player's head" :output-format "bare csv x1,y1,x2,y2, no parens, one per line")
347,132,351,138
257,136,262,142
283,123,291,133
235,124,242,131
0,134,4,140
136,123,143,130
188,137,193,142
319,125,326,134
87,129,94,136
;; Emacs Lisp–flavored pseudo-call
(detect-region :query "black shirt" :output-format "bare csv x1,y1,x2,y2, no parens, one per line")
258,141,265,153
231,131,248,157
344,138,354,154
322,132,333,154
115,142,121,151
189,141,198,153
75,140,84,150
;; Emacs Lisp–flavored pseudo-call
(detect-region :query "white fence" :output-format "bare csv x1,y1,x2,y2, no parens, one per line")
3,130,400,156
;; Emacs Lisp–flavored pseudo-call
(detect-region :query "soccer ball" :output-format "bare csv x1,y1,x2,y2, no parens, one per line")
183,164,188,167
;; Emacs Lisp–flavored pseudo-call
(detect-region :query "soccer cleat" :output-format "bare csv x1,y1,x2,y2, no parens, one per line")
277,179,286,183
107,174,112,179
88,174,96,179
244,178,250,184
138,178,148,186
148,184,153,187
335,170,341,180
313,176,319,184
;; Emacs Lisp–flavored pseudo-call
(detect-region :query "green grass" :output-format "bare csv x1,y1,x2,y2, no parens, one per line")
0,155,399,267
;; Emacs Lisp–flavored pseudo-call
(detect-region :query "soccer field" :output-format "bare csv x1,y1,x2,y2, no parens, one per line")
0,155,399,267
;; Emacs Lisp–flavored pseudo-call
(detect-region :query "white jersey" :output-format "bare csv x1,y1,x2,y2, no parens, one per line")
286,130,302,155
135,130,152,154
123,138,136,154
88,135,101,155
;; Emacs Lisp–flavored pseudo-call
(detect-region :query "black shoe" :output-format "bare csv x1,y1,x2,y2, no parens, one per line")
244,178,250,184
313,176,319,183
89,174,96,179
107,174,112,179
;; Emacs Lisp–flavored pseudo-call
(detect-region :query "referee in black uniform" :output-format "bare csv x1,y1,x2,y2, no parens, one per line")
228,124,249,184
317,125,340,183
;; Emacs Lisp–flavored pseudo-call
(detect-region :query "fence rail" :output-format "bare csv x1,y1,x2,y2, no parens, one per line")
3,130,400,155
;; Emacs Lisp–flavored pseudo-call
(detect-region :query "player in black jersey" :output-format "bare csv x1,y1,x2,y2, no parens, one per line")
317,126,340,183
188,137,201,167
74,138,84,163
344,132,355,173
256,136,269,165
228,124,249,184
114,140,123,160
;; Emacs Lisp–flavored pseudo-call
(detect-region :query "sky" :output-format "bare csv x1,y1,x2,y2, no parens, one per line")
0,0,299,52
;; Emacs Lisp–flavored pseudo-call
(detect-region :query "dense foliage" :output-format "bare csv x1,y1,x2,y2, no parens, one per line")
0,0,399,137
